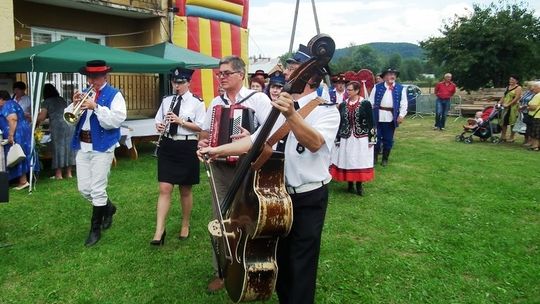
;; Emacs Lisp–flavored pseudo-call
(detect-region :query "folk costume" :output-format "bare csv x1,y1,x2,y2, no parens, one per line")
368,69,408,166
67,60,126,246
330,97,375,194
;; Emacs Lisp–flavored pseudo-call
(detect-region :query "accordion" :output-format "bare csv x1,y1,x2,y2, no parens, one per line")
209,104,256,156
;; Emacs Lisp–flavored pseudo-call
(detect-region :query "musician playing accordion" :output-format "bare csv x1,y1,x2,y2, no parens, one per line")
150,67,206,245
198,55,273,293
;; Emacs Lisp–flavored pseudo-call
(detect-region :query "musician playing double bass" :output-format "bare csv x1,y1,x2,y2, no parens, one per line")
199,47,340,304
198,55,273,292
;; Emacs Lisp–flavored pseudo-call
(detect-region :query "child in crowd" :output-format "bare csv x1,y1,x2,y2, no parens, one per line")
464,111,484,130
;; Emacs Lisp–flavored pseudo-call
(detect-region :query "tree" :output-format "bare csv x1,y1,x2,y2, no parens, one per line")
401,59,423,81
350,45,381,74
420,1,540,91
385,53,402,71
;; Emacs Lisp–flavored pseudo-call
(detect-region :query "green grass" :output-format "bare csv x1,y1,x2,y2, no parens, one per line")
1,116,539,304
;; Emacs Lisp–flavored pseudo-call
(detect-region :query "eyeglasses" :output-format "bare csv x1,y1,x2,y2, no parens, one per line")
216,71,240,78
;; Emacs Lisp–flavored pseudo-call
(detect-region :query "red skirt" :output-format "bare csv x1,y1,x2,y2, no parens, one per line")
329,165,374,182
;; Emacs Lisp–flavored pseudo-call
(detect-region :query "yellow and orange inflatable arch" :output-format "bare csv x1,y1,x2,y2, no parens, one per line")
173,0,249,104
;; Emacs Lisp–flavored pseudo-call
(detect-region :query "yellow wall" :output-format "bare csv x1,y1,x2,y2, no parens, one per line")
0,0,15,52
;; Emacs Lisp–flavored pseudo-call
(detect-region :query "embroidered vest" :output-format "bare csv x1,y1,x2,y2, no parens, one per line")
72,84,121,152
373,82,403,128
337,99,374,140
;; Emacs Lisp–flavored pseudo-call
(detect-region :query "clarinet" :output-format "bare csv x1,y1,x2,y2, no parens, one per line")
153,94,178,157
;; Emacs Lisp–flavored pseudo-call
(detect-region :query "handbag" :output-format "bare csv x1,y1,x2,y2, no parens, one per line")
512,113,527,134
7,143,26,168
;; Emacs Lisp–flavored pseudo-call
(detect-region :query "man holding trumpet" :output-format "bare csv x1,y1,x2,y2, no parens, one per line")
65,60,127,247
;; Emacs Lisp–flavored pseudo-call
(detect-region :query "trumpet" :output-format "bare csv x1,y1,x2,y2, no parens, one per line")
153,94,178,157
64,86,96,125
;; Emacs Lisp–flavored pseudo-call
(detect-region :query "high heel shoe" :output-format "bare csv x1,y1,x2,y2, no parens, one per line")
178,226,190,240
150,230,166,246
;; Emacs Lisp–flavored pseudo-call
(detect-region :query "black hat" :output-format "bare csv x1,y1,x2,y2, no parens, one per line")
269,73,285,87
79,60,112,77
286,44,311,65
170,67,194,82
380,68,399,78
252,69,269,79
331,74,348,83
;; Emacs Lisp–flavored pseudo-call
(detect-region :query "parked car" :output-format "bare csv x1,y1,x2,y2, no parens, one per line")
403,84,422,113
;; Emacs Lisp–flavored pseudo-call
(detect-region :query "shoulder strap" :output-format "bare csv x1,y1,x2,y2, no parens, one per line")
237,91,258,105
220,91,258,106
219,94,228,105
266,97,323,147
251,97,324,171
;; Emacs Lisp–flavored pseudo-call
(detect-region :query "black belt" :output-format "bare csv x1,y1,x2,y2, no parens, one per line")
380,106,394,111
80,130,92,143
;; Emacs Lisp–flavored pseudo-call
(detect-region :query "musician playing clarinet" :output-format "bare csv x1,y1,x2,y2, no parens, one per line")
150,67,205,246
199,46,339,304
67,60,126,247
199,55,273,292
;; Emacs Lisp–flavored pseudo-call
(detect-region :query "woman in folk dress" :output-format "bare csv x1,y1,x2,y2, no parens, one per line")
330,81,376,196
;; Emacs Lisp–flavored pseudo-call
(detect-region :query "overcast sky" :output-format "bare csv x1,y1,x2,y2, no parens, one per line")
247,0,540,58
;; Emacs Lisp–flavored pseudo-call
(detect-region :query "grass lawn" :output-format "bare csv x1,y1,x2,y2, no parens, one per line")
1,116,539,303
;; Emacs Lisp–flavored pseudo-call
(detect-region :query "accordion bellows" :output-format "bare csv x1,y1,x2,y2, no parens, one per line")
209,105,256,147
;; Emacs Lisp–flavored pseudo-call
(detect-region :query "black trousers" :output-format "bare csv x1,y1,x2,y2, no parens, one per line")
276,185,329,304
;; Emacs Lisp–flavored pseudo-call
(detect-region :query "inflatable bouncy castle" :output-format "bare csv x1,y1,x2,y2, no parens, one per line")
173,0,249,103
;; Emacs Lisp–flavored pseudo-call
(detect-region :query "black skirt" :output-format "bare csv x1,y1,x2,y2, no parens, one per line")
530,118,540,139
157,137,200,185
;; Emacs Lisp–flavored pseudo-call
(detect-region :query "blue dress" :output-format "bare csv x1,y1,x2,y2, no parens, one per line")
0,100,32,180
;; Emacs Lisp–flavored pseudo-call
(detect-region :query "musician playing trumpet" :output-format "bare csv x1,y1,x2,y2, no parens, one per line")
150,67,205,245
66,60,126,247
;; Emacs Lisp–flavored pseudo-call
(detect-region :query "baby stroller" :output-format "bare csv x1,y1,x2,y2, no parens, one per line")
455,104,502,144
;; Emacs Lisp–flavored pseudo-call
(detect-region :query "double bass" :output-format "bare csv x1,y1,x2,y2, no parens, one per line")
206,34,336,302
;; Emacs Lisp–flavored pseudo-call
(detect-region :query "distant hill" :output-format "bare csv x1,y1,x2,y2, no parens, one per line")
332,42,425,61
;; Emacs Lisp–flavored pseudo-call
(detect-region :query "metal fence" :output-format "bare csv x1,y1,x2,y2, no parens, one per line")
412,94,462,119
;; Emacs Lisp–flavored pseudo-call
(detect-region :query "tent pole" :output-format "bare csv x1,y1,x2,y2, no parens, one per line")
288,0,300,54
311,0,320,35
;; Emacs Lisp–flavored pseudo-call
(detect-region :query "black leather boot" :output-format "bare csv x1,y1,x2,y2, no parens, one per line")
381,149,391,167
355,182,363,196
347,182,354,193
85,205,105,247
102,199,117,230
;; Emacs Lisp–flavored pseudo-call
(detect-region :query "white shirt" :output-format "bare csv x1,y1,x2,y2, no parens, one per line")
15,95,31,116
203,86,273,132
368,82,408,122
251,91,340,188
65,82,127,152
155,91,206,135
335,90,346,104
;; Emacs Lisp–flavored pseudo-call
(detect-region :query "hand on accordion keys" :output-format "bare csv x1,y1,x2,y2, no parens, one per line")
230,126,250,141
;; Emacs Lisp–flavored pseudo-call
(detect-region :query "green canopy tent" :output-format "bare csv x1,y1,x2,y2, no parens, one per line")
136,42,219,69
0,38,182,193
